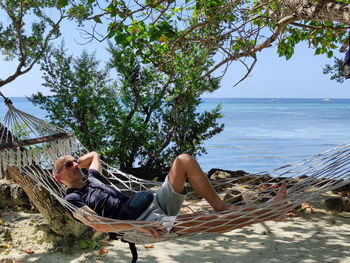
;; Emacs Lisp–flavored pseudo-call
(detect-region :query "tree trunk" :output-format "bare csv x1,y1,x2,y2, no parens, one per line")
0,122,92,239
282,0,350,25
6,166,93,239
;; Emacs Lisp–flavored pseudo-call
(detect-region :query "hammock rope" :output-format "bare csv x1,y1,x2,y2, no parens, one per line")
0,100,349,245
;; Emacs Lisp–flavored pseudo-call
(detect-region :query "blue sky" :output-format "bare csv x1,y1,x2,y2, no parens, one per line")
1,19,349,98
204,45,349,98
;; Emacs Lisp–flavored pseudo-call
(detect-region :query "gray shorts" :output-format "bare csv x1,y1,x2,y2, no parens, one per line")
136,175,187,224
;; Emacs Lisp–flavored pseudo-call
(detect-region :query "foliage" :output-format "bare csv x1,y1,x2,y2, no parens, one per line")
323,57,347,83
28,43,224,170
1,0,350,92
28,44,113,156
78,239,100,249
159,96,223,166
59,0,350,84
12,122,31,141
0,0,96,88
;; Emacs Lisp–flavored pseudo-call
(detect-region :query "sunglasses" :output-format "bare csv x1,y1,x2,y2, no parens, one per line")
56,159,80,175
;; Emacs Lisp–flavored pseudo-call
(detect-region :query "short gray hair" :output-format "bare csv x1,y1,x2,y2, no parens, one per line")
52,156,65,176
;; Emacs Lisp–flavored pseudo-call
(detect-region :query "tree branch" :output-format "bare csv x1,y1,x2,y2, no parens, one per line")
200,14,298,79
0,7,65,88
290,21,350,30
146,92,186,166
125,71,140,124
282,0,350,25
233,56,257,87
169,0,241,55
143,77,172,124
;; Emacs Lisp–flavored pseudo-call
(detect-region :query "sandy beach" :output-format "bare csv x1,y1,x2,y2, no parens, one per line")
1,194,350,263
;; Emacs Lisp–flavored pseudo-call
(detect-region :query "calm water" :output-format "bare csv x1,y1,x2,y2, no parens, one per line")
197,98,350,173
1,97,349,173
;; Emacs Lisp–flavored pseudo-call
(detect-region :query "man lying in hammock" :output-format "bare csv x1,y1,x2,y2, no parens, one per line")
53,152,288,239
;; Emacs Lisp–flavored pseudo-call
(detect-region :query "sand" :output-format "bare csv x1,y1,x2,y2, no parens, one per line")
1,194,350,263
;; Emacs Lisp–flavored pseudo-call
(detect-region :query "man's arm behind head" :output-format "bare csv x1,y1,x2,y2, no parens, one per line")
78,152,102,174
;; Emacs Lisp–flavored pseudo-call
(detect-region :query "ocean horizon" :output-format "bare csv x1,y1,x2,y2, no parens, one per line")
0,97,349,174
198,97,350,173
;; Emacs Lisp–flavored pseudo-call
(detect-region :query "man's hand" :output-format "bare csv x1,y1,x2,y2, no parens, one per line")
74,207,168,238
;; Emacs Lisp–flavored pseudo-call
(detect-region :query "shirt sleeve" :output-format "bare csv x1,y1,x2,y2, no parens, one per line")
88,169,105,182
64,192,86,209
88,169,111,186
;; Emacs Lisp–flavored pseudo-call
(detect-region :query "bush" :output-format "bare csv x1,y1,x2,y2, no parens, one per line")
29,43,224,172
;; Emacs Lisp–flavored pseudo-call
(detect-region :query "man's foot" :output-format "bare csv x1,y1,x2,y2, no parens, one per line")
271,181,288,222
273,181,287,201
222,181,287,211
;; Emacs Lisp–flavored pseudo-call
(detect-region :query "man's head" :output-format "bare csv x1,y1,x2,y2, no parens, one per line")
53,155,83,187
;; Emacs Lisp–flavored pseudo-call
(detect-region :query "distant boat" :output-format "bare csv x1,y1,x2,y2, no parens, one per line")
270,99,280,103
322,99,335,103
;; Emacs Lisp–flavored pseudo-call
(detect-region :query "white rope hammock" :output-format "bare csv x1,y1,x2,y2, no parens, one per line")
1,101,350,244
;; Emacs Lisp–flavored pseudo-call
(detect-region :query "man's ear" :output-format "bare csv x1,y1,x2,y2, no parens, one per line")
54,174,62,183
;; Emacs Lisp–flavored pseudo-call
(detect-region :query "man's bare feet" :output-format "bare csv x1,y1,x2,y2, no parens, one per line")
221,181,287,212
272,181,288,222
273,181,287,201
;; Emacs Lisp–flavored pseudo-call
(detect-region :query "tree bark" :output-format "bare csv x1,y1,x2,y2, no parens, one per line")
145,93,186,167
282,0,350,25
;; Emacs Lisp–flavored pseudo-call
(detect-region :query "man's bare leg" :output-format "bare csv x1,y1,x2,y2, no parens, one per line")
173,182,288,235
168,154,229,212
167,154,289,235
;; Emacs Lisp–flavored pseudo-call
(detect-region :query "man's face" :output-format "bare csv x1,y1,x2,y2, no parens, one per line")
54,155,82,185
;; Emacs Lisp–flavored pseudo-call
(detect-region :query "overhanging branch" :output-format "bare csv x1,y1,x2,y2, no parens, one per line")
200,14,298,79
282,0,350,25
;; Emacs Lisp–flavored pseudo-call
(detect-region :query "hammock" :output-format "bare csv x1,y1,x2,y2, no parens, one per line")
1,97,350,246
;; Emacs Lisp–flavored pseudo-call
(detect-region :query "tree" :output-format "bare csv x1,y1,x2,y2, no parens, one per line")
0,1,99,240
66,0,350,85
323,56,347,82
29,43,224,174
29,43,114,154
0,0,85,88
323,37,350,82
107,42,224,171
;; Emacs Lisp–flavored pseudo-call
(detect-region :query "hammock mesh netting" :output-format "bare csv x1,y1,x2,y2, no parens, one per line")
1,100,350,244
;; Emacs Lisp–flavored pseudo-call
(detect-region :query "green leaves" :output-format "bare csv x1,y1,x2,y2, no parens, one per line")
277,38,295,60
3,0,349,91
327,50,333,58
78,241,89,249
0,0,97,88
78,239,100,249
315,47,323,55
30,41,223,170
58,0,68,8
276,22,345,61
323,56,347,83
93,16,102,23
100,0,350,84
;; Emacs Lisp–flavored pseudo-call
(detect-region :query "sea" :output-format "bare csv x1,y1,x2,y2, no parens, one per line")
1,97,349,174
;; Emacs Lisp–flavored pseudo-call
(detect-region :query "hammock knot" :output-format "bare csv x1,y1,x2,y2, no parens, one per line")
0,92,12,105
